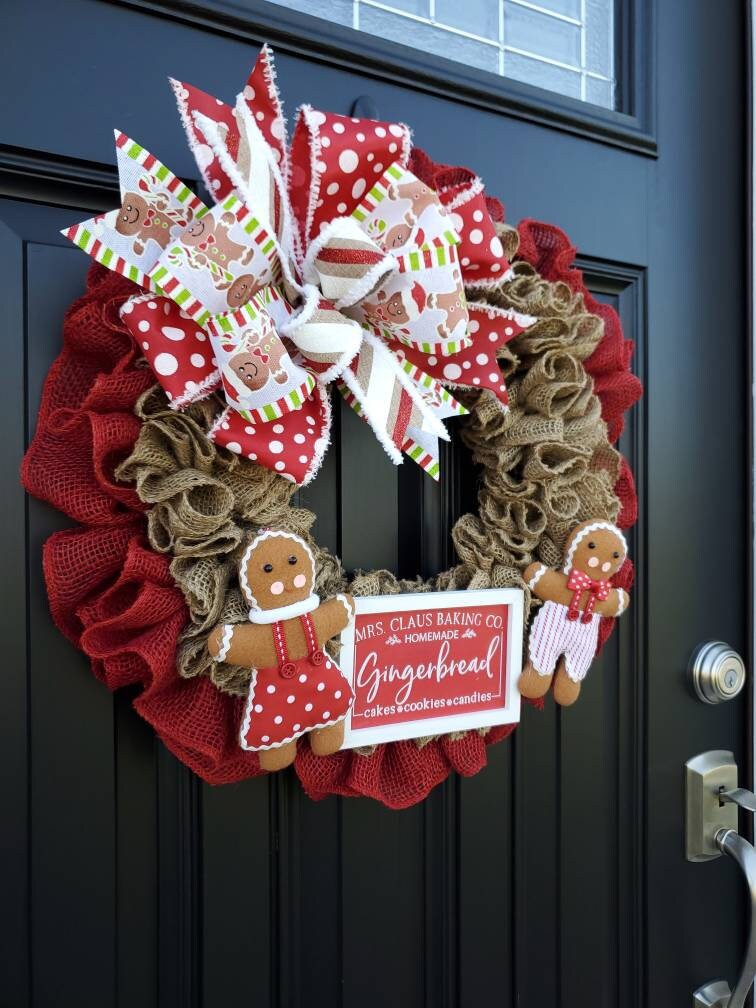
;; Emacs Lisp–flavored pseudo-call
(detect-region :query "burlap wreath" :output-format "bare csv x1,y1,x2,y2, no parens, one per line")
116,221,629,700
23,206,639,808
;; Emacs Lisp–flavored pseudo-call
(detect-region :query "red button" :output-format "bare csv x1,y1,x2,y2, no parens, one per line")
280,661,296,679
311,650,325,665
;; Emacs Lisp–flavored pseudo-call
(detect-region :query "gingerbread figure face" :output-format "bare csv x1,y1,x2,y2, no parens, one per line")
226,273,257,308
115,193,147,236
229,351,267,392
240,531,315,614
380,212,417,250
184,217,209,243
381,291,409,322
388,180,437,217
364,289,411,325
564,521,627,580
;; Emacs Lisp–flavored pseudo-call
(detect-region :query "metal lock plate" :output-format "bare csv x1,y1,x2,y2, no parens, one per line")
693,980,732,1007
690,641,746,704
686,750,738,861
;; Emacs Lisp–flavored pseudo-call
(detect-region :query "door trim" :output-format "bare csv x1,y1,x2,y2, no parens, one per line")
750,0,755,787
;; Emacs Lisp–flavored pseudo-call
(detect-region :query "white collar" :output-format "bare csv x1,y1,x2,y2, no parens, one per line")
247,593,319,624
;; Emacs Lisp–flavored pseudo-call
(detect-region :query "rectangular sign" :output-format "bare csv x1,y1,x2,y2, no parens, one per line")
339,588,523,748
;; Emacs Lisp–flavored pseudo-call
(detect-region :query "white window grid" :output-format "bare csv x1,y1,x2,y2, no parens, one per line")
352,0,615,104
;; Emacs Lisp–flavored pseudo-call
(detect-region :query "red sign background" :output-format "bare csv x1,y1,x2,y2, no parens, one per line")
348,603,510,729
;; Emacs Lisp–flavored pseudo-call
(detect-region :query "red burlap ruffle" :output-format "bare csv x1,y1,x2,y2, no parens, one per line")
23,190,641,809
22,265,261,782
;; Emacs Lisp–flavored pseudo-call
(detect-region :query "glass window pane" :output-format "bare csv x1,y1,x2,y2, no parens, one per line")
360,5,500,74
504,50,581,100
268,0,353,26
504,1,581,66
376,0,428,15
586,0,614,77
585,76,614,107
532,0,581,17
264,0,617,110
434,0,500,41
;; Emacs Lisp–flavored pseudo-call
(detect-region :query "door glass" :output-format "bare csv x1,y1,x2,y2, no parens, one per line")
265,0,616,109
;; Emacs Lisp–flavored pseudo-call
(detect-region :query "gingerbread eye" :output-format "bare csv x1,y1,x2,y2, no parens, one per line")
612,551,621,559
587,541,596,550
288,555,298,565
263,563,273,573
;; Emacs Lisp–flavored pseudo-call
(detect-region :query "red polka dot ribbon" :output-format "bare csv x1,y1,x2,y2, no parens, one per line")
62,45,536,484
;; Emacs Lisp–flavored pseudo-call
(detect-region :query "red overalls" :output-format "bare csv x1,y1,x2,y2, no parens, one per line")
239,611,354,751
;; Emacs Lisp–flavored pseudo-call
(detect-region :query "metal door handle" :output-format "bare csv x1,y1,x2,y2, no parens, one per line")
693,828,756,1007
721,789,756,814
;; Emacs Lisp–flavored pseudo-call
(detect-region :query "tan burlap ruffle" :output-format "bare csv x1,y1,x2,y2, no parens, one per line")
116,224,620,702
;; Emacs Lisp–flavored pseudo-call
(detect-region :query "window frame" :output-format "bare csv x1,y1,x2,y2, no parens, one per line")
120,0,656,155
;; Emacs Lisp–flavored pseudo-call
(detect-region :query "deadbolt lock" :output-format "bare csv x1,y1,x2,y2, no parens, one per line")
689,642,746,705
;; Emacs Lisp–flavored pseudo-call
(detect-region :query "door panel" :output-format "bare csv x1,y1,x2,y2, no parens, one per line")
0,2,747,1006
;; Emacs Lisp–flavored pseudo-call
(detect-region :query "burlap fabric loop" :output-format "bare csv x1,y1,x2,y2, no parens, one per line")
116,224,622,714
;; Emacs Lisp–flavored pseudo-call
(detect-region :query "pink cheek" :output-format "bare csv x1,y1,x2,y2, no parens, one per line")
269,581,285,595
587,556,599,568
293,574,307,589
601,561,612,573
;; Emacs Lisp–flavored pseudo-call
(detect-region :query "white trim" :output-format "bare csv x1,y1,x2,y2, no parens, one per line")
527,563,548,591
215,624,235,662
247,593,319,625
561,520,628,575
335,592,355,621
301,383,332,486
299,104,325,256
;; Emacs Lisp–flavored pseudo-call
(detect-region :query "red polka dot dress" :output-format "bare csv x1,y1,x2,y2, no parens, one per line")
240,612,354,751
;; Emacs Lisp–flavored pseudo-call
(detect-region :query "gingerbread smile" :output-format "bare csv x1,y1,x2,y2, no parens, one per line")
120,204,140,225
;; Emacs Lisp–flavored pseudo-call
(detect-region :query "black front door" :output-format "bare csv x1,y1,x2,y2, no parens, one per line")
1,2,748,1006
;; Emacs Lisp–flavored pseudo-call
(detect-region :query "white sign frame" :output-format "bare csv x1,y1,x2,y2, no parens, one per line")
339,587,524,749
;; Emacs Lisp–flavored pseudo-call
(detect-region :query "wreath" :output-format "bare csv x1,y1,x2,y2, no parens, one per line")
22,46,640,809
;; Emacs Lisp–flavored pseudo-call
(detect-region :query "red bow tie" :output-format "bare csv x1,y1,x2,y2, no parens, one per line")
566,569,611,624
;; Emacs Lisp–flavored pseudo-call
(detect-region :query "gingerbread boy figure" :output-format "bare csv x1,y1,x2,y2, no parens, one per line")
519,519,630,706
208,530,355,771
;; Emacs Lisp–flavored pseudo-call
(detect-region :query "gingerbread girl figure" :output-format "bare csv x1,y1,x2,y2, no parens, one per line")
519,519,630,706
207,530,355,771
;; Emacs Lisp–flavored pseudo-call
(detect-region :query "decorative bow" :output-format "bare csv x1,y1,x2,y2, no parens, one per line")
63,45,536,484
565,569,612,623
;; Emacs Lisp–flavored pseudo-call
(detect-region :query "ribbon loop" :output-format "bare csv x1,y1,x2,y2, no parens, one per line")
303,216,395,308
207,295,314,423
281,285,363,383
